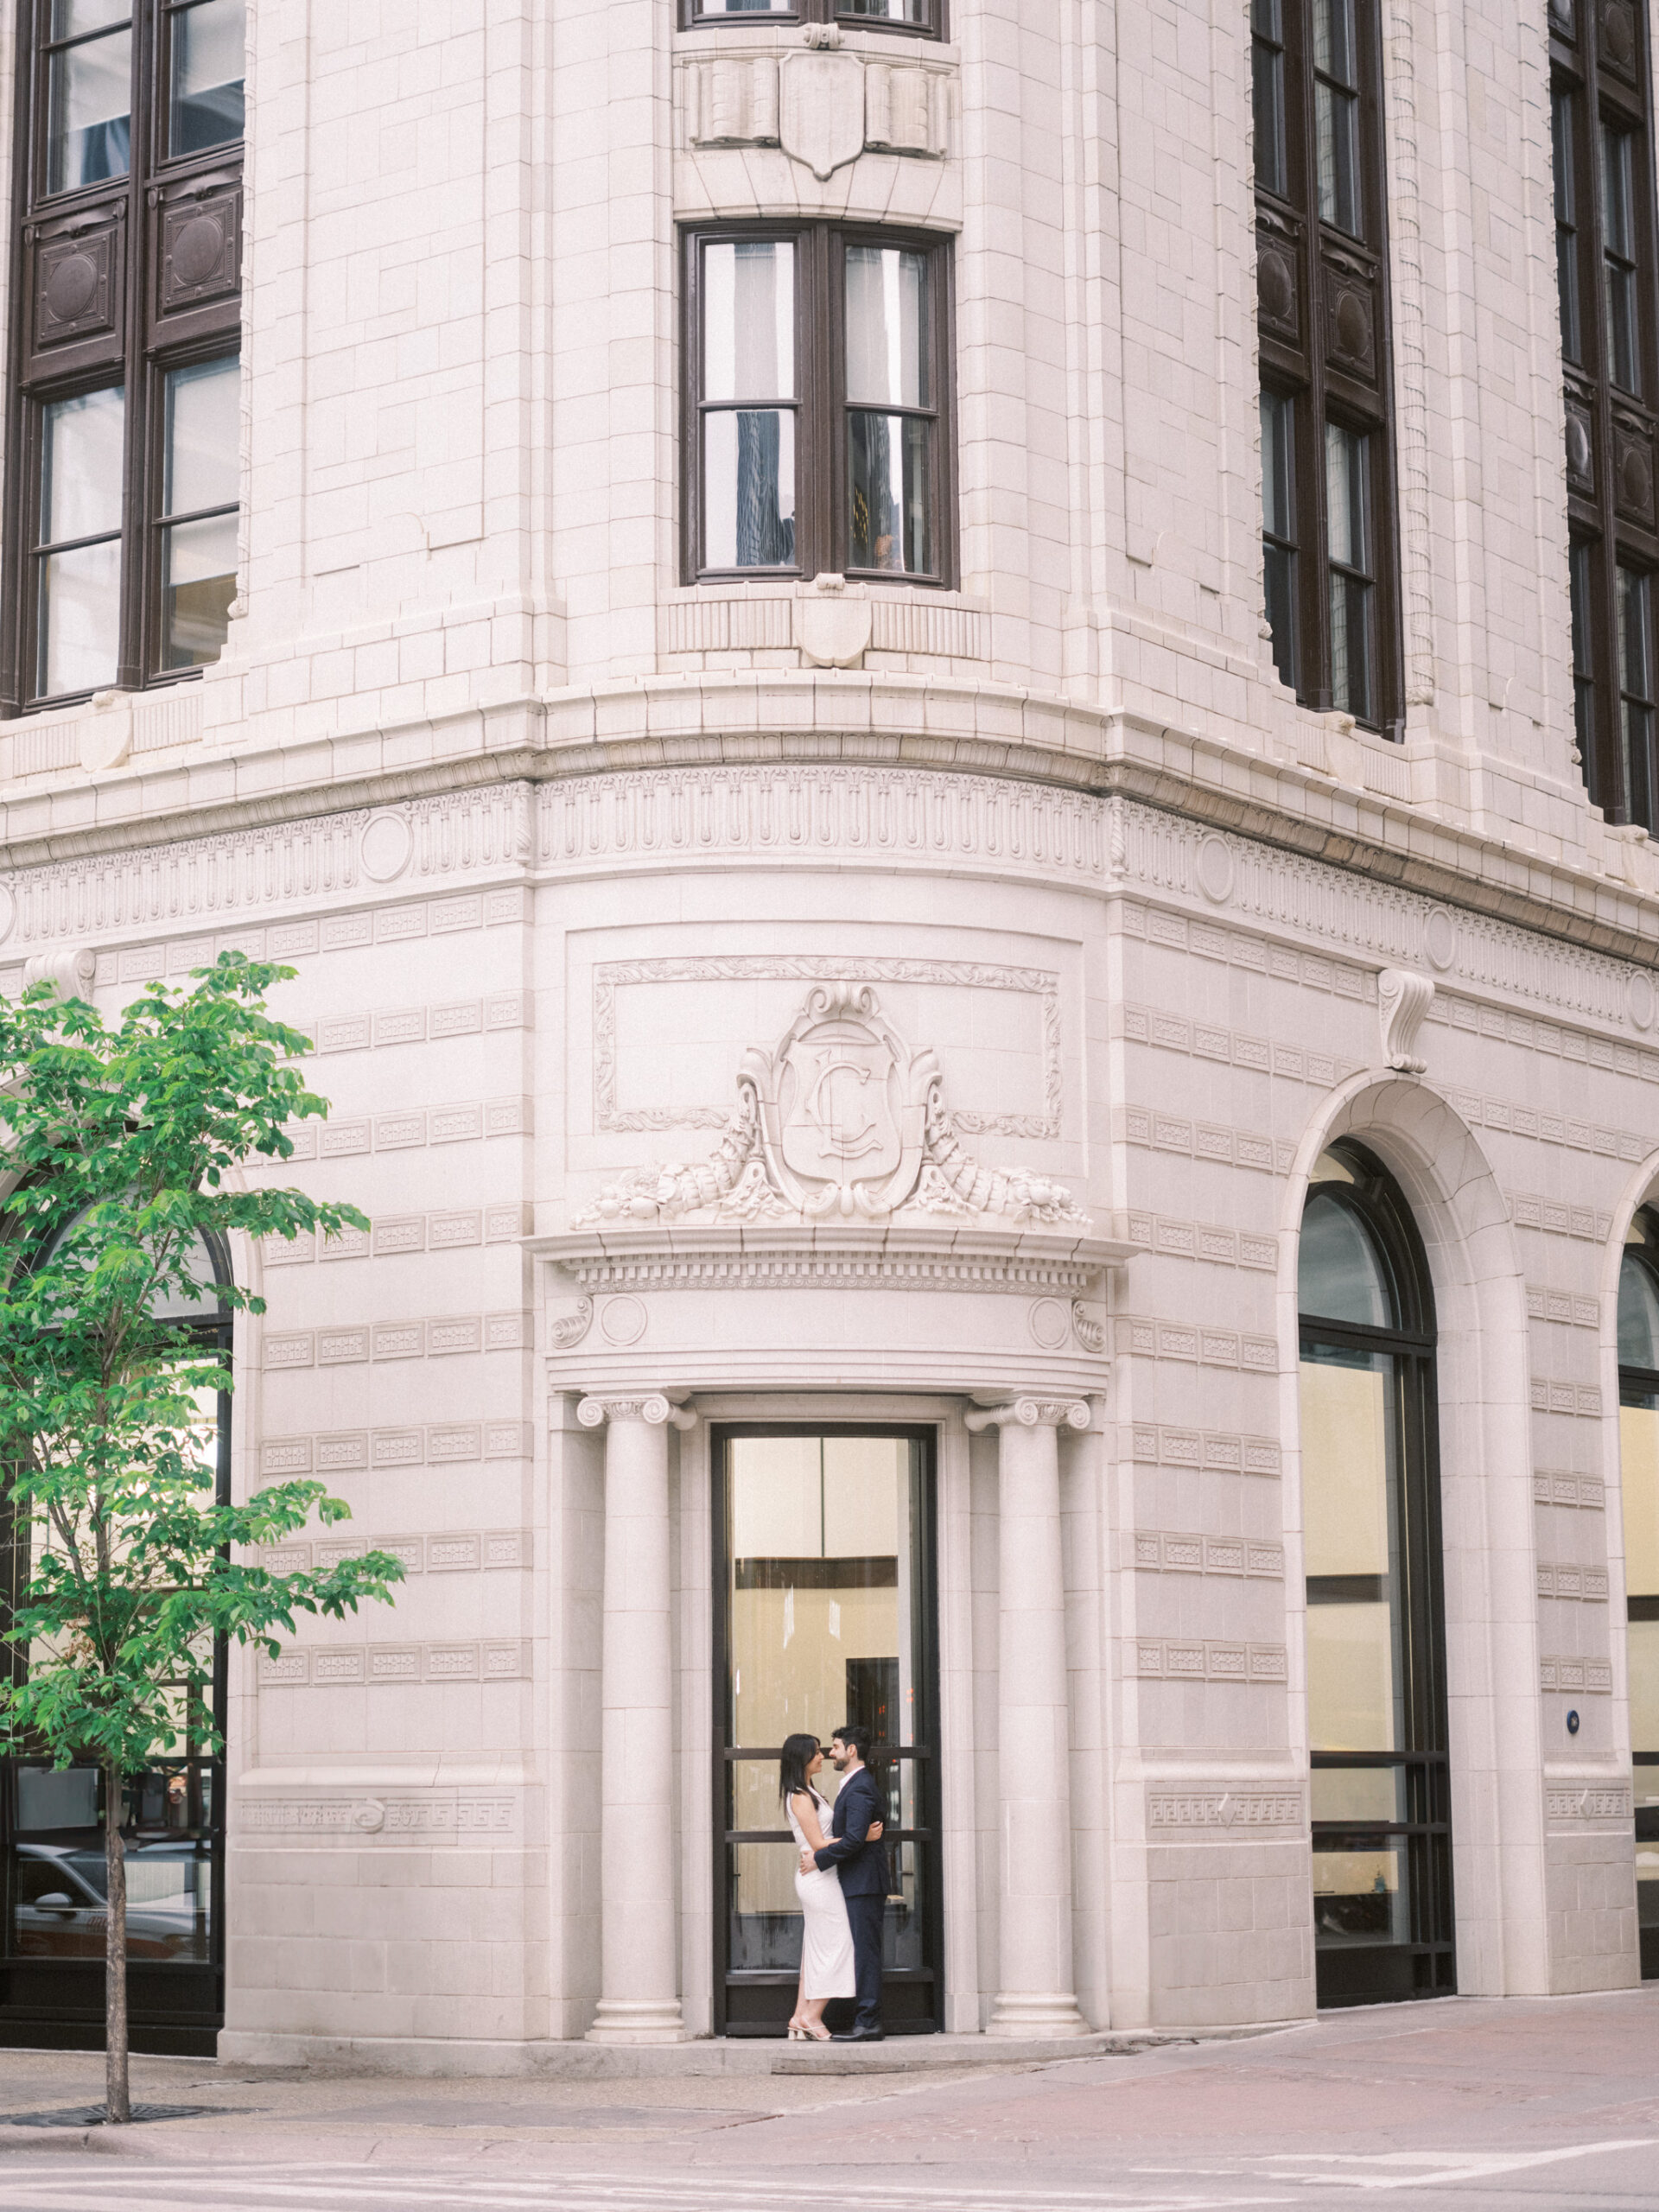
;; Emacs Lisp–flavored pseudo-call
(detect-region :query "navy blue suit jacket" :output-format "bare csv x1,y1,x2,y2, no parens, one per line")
811,1765,887,1897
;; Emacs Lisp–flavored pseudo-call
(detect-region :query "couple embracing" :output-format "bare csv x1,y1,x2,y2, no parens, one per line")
779,1723,887,2043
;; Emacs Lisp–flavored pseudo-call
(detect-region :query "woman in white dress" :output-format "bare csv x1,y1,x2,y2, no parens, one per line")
779,1733,881,2042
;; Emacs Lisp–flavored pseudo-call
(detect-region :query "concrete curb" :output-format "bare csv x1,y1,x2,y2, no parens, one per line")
207,2021,1290,2081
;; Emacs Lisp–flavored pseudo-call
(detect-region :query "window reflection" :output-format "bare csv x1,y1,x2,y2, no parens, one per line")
169,0,245,157
12,1764,213,1963
161,354,240,669
702,241,797,572
845,246,932,575
47,2,132,196
36,385,126,699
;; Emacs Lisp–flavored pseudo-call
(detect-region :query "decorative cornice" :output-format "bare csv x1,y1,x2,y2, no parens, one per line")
532,1224,1130,1301
3,731,1659,1012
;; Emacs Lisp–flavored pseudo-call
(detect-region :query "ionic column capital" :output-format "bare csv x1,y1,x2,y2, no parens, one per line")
964,1395,1090,1434
578,1393,697,1432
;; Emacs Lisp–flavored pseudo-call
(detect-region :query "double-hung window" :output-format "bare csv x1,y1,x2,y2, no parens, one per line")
683,224,954,588
1550,0,1659,828
4,1,245,716
1252,0,1402,734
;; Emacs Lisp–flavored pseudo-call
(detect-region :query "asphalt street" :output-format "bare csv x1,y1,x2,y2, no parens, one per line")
0,1987,1650,2212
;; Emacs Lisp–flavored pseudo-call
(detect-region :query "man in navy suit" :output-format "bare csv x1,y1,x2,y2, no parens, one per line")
801,1722,887,2041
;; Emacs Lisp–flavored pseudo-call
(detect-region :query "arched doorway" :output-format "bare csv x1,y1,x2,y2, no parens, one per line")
1299,1142,1455,2005
1617,1213,1659,1979
0,1216,232,2054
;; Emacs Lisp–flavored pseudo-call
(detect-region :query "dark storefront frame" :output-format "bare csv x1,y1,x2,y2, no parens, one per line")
712,1423,943,2036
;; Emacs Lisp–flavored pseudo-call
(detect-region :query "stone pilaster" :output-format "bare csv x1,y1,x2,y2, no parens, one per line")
576,1391,696,2044
965,1395,1091,2037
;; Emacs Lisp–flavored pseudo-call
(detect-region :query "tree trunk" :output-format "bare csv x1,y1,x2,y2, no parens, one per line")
104,1760,130,2125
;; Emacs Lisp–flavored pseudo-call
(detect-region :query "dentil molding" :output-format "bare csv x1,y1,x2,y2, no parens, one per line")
5,768,1659,1048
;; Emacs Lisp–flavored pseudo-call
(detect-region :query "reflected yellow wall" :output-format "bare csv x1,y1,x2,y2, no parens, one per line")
1300,1358,1390,1578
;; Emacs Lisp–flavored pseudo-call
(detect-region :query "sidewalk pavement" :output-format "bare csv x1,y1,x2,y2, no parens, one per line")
0,1987,1650,2209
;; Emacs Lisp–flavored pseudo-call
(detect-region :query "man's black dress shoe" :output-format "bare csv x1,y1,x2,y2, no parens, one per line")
830,2025,885,2041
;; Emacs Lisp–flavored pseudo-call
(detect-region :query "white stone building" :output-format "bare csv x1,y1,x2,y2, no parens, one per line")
0,0,1655,2063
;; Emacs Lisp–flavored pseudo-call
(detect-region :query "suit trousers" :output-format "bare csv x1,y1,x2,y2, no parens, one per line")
842,1891,884,2030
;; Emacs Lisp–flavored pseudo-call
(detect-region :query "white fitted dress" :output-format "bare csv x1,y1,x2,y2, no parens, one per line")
787,1787,855,1999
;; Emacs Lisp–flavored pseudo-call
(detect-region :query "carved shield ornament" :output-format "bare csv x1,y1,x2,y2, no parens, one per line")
746,982,933,1217
573,979,1089,1231
779,50,865,181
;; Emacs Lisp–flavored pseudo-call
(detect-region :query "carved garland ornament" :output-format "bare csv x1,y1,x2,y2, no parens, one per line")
577,981,1088,1230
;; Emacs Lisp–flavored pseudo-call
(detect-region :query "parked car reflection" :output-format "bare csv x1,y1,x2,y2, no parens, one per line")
15,1840,211,1961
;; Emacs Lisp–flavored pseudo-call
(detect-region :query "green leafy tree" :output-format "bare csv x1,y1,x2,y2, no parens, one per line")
0,954,405,2124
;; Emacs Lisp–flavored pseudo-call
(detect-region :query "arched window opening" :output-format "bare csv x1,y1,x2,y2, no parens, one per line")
0,1203,232,2056
1618,1211,1659,1980
1300,1141,1453,2006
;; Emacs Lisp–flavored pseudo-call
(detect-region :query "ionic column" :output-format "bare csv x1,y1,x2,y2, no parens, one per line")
577,1391,696,2044
965,1395,1090,2037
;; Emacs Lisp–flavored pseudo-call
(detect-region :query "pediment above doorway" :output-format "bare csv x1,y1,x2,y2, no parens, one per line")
535,982,1127,1395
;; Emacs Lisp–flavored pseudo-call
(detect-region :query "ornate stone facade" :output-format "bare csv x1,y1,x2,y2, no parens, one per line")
0,0,1649,2062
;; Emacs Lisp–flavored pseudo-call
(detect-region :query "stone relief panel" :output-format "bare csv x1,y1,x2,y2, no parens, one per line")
590,954,1060,1140
575,979,1085,1230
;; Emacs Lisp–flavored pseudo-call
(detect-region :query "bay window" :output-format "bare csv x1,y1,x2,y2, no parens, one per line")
683,224,954,588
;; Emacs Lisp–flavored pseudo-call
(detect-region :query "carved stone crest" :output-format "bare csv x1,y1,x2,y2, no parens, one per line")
576,981,1086,1230
779,50,865,181
748,982,928,1217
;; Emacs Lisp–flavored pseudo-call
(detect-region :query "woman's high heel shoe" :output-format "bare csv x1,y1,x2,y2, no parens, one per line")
786,2018,806,2040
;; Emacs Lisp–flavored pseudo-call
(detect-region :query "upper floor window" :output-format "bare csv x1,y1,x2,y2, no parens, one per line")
3,0,245,717
1252,0,1402,736
1549,0,1659,829
682,0,943,35
683,224,955,588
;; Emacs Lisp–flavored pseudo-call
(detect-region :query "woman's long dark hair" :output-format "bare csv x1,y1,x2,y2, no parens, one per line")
779,1732,819,1804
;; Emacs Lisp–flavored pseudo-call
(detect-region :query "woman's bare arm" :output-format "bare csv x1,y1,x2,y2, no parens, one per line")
791,1790,829,1852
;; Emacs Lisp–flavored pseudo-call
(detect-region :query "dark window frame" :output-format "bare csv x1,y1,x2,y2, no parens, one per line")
710,1422,944,2038
1551,0,1659,827
679,0,944,41
1617,1209,1659,1979
3,0,244,718
1300,1141,1456,2009
0,1216,232,2054
1253,0,1404,737
680,218,957,589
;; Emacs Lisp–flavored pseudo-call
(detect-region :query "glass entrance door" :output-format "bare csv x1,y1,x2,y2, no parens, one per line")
714,1427,941,2035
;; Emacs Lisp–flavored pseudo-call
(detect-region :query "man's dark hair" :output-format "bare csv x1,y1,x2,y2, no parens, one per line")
832,1723,874,1763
